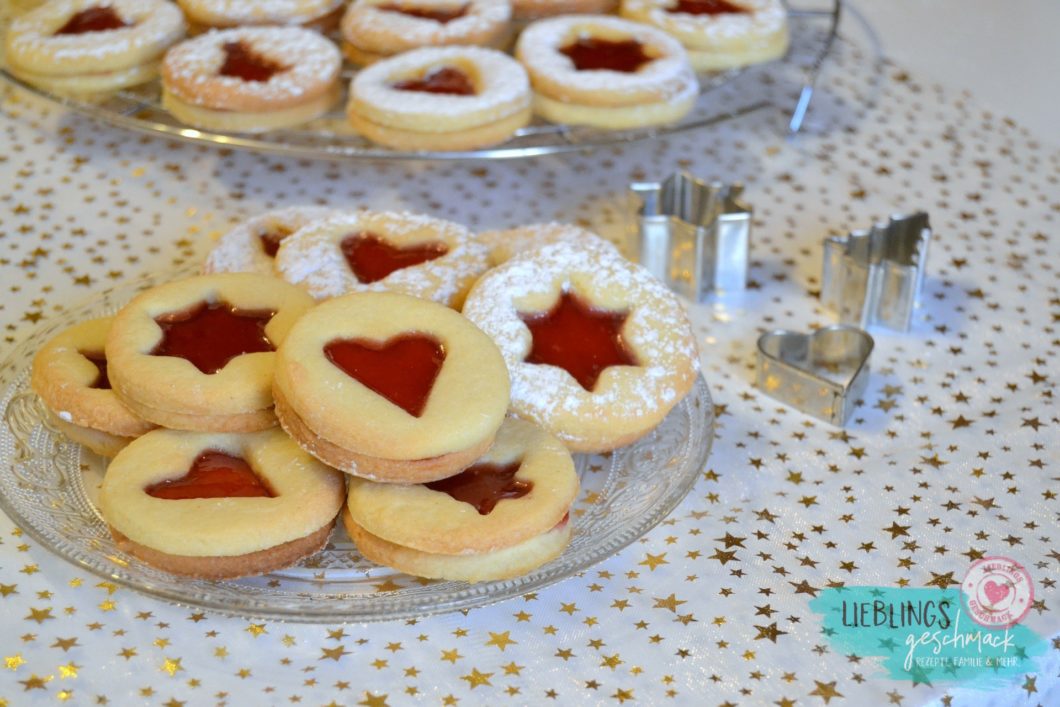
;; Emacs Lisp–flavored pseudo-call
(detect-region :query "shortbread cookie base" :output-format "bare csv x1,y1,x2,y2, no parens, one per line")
345,510,570,583
111,521,333,580
7,60,160,95
274,386,493,483
532,83,697,129
162,84,341,133
348,107,530,151
48,411,134,458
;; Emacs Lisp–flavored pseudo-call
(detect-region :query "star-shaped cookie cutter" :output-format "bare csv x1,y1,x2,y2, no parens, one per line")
821,212,931,331
628,171,751,302
756,324,874,426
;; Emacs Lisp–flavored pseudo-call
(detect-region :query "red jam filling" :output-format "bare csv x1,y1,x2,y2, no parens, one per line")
259,227,292,258
152,301,275,375
558,36,654,73
425,462,531,515
341,232,449,283
377,2,470,23
219,41,287,82
324,334,445,417
55,6,130,35
668,0,749,15
145,450,274,500
391,66,476,95
519,291,637,391
80,351,111,390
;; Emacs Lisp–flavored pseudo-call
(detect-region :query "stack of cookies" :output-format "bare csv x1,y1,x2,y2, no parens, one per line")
31,207,701,583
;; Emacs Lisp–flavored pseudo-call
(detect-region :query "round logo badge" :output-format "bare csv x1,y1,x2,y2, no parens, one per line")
962,556,1033,628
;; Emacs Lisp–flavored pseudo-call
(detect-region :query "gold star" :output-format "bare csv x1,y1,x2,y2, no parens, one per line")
600,654,623,669
51,637,79,652
19,674,49,690
373,579,403,592
4,654,26,670
485,631,516,651
161,658,183,676
926,572,958,588
809,680,843,703
612,688,634,703
653,594,686,613
440,649,462,664
754,623,787,643
320,646,348,662
502,661,522,676
24,607,53,624
639,553,668,570
359,693,389,707
0,584,17,597
790,580,820,597
244,623,267,637
460,668,492,689
58,662,79,679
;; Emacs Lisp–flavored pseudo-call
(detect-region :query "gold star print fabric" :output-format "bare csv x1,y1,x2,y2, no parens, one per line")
0,23,1057,707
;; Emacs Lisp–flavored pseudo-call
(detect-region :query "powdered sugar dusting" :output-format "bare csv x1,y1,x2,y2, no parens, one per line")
6,0,185,68
476,221,620,266
203,206,339,275
516,14,693,98
342,0,510,52
162,26,340,107
351,45,530,120
462,241,700,439
178,0,344,25
275,210,489,308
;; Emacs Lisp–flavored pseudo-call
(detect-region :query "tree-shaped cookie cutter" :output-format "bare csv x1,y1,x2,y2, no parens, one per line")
820,212,931,331
628,172,752,302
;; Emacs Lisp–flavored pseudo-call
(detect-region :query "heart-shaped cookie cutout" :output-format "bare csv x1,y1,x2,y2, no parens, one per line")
146,450,273,500
324,334,445,417
983,579,1011,606
341,232,448,284
756,325,873,426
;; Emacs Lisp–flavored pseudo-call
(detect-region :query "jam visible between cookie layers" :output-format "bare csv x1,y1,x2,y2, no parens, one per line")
324,334,445,417
219,42,288,82
391,66,477,95
259,227,293,258
425,461,531,515
80,351,111,390
668,0,749,15
145,450,274,500
341,232,449,283
152,302,275,375
558,36,654,73
377,2,470,23
55,6,131,35
519,291,637,391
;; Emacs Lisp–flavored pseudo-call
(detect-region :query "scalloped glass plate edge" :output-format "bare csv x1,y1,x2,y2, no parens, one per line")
0,272,714,622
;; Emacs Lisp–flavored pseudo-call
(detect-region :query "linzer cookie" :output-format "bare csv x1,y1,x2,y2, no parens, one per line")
344,417,578,582
100,427,345,579
4,0,186,94
104,273,314,432
273,291,510,483
346,46,532,151
161,26,341,133
462,240,700,452
30,317,155,457
340,0,513,66
620,0,789,71
175,0,346,30
275,210,490,307
203,206,338,276
515,14,698,129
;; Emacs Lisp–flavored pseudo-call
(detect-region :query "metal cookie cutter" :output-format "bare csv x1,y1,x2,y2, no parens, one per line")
821,212,931,331
756,324,874,426
628,171,751,302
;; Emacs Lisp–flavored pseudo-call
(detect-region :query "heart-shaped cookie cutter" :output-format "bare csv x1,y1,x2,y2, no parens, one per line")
821,212,931,331
756,325,874,426
628,171,751,301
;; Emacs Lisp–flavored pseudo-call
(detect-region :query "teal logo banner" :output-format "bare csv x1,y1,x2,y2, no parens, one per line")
809,587,1048,688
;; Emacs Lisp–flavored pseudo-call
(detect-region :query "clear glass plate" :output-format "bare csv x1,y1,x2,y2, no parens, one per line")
0,272,714,622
